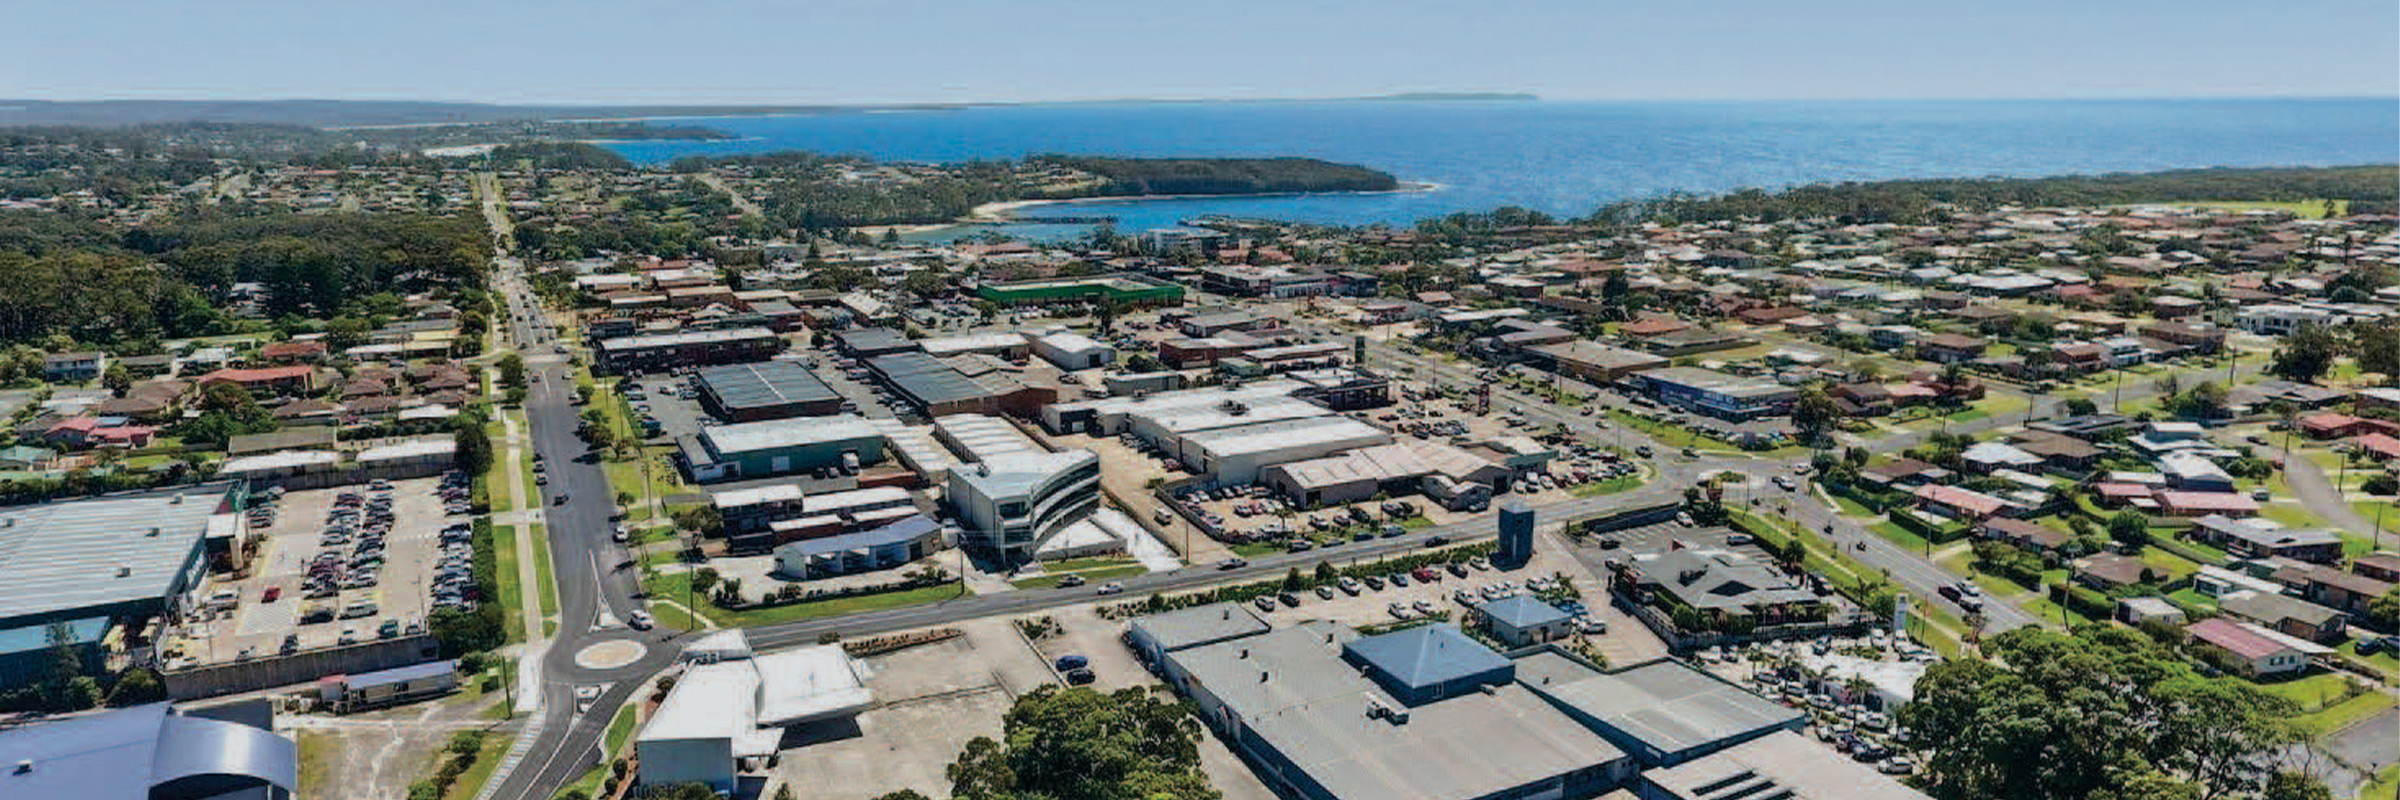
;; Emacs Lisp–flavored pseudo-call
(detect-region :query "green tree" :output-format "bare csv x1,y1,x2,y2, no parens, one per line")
497,353,527,389
2064,397,2100,416
2366,587,2400,630
1901,627,2304,800
1790,384,1843,444
2107,511,2150,546
2260,771,2334,800
2269,324,2341,384
101,363,131,397
945,685,1218,800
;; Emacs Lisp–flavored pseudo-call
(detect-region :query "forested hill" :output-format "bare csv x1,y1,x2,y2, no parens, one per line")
1034,156,1400,197
1588,164,2400,225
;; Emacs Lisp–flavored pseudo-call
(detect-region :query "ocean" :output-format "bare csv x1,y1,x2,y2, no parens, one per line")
601,98,2399,238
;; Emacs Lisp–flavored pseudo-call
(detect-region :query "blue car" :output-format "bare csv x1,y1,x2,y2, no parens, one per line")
1054,655,1089,671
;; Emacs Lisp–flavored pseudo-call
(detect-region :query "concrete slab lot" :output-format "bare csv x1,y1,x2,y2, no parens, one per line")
774,633,1014,800
184,476,461,663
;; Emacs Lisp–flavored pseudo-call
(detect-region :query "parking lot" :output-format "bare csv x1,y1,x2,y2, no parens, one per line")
172,474,471,666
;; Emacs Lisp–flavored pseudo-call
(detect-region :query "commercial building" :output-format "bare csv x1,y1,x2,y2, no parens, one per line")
697,361,845,421
1040,380,1310,436
0,485,240,634
1521,658,1806,767
1136,606,1892,800
637,631,873,792
1475,595,1574,647
867,352,1056,417
1626,549,1825,626
683,415,888,483
918,331,1031,360
1165,621,1635,800
593,327,784,374
772,514,946,579
2187,515,2344,564
0,701,297,800
975,274,1185,308
1260,440,1507,510
1526,340,1670,384
947,450,1104,561
1627,367,1797,421
1174,416,1395,485
833,327,919,359
1032,330,1115,371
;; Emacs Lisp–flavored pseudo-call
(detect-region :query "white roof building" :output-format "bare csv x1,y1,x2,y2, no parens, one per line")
637,631,872,792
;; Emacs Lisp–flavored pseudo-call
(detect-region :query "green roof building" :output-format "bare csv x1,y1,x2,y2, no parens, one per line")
976,274,1185,308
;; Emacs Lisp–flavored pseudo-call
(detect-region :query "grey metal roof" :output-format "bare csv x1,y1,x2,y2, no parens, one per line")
1128,602,1271,653
699,360,840,411
1341,624,1512,693
333,659,458,691
1478,595,1571,629
1642,729,1930,800
0,487,229,626
1527,659,1804,760
700,415,883,456
774,515,940,559
1167,624,1626,800
871,352,1008,406
0,703,297,800
835,327,918,355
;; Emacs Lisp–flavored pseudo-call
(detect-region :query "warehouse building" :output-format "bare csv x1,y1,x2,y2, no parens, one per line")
1040,380,1308,435
833,327,920,359
0,701,298,800
1260,440,1507,510
682,416,888,483
1526,340,1670,384
593,327,784,374
1520,658,1806,767
1032,330,1115,371
867,352,1057,417
697,361,845,422
1638,729,1930,800
1627,367,1798,421
1173,416,1395,485
1163,620,1636,800
975,274,1185,308
637,632,872,792
919,331,1031,360
0,486,241,636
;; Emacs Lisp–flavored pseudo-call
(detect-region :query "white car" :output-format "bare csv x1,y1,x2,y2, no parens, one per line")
627,609,655,630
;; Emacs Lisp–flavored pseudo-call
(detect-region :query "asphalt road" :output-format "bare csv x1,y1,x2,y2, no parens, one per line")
483,257,683,800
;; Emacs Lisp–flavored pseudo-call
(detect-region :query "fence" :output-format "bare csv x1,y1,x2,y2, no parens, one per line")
163,635,441,700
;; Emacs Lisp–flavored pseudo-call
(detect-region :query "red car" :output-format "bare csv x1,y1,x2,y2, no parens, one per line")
261,586,283,603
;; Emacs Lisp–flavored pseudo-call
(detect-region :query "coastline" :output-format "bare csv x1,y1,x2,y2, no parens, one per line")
962,181,1441,224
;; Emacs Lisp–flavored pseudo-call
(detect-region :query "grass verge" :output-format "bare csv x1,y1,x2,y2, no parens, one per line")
647,574,965,628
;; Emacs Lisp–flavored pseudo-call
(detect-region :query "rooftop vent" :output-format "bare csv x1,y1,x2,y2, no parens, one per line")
116,566,131,578
13,759,30,775
148,527,162,537
171,494,184,505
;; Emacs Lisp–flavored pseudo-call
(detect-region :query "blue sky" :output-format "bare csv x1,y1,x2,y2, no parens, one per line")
5,0,2393,104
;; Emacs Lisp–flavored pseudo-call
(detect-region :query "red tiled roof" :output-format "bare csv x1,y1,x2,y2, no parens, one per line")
1622,318,1692,336
2301,413,2360,433
1912,484,2008,517
2358,433,2400,460
2157,491,2260,513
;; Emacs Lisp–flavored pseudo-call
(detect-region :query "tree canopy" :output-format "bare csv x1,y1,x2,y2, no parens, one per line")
944,685,1219,800
1901,627,2314,800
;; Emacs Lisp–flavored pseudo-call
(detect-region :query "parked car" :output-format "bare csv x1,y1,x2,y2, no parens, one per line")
1054,655,1089,671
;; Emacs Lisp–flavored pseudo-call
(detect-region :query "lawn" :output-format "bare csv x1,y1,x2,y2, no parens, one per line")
1571,474,1646,497
444,731,516,800
647,574,969,628
2135,546,2203,582
604,701,640,754
1233,541,1286,557
2338,638,2400,680
295,731,337,800
2291,690,2393,737
2167,588,2218,611
2255,672,2358,709
528,523,557,619
2363,764,2400,800
1868,519,1932,554
493,525,526,644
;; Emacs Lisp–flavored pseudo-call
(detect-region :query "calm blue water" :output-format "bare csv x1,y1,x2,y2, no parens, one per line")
605,99,2398,237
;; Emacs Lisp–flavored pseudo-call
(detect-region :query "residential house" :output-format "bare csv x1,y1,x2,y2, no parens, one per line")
2072,553,2154,591
1911,484,2010,521
42,351,105,382
260,340,329,364
2187,515,2344,564
2217,591,2347,644
2354,552,2400,584
2276,564,2396,618
2184,618,2313,677
1918,334,1988,364
1981,518,2073,555
2116,597,2187,626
